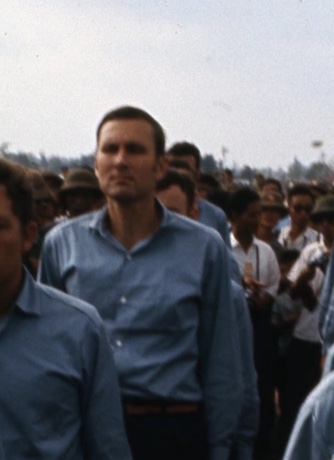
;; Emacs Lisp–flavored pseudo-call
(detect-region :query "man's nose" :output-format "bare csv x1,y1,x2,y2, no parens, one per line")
114,148,128,166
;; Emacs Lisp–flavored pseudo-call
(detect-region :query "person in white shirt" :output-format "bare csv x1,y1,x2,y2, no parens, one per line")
278,184,320,251
282,194,334,450
228,187,280,460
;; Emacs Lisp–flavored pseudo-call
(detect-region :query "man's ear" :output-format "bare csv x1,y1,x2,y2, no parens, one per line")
190,202,199,221
155,155,168,181
94,151,100,179
22,221,38,255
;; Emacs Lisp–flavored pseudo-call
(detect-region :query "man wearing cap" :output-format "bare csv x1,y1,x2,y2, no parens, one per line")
256,191,287,257
59,168,105,218
282,194,334,445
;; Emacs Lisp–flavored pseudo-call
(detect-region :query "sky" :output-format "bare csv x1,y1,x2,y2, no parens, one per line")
0,0,333,169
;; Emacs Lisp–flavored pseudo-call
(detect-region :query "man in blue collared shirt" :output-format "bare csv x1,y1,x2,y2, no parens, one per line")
0,158,131,460
39,106,243,460
166,141,231,247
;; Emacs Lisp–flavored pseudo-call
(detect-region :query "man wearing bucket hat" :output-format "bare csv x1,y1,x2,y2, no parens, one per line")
256,191,287,257
282,194,334,447
59,168,105,218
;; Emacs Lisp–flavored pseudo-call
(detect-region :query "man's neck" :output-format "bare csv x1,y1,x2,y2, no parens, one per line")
289,222,307,241
233,228,254,252
256,225,273,244
106,197,162,250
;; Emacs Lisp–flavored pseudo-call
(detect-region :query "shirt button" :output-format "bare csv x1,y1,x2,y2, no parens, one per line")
126,253,132,260
115,340,123,347
120,296,127,304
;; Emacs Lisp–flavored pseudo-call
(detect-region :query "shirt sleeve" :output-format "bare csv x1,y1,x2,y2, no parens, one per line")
231,283,259,460
319,250,334,351
38,234,65,291
283,392,331,460
198,237,243,460
80,315,132,460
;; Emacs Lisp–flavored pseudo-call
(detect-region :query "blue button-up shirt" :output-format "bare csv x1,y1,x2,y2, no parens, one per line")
231,281,259,460
283,372,334,460
319,247,334,353
0,270,132,460
39,205,243,459
198,198,231,248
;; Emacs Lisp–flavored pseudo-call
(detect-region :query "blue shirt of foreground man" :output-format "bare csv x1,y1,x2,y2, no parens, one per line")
0,158,132,460
283,372,334,460
39,106,243,460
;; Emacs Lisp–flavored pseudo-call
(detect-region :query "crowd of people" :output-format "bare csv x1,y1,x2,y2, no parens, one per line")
1,105,334,460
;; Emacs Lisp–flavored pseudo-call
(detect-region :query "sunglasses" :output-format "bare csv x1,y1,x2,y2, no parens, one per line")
292,204,313,214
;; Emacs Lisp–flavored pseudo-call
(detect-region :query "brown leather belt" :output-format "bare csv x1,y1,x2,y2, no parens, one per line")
124,401,201,416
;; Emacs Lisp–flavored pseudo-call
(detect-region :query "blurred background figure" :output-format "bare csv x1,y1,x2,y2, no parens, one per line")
24,169,58,277
197,172,221,200
278,184,319,251
222,168,238,193
256,191,287,257
59,168,105,218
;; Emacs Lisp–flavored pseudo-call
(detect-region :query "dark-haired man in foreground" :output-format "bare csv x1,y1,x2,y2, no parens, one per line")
39,106,242,460
0,158,131,460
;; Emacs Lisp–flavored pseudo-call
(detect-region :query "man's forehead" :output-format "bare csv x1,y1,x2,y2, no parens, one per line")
99,118,154,140
290,194,313,203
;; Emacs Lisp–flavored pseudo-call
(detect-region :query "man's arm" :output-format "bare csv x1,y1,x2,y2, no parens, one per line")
283,375,334,460
231,282,259,460
198,237,243,460
319,249,334,350
81,314,132,460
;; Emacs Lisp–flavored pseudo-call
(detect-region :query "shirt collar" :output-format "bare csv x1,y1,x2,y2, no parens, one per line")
89,201,172,235
15,268,41,316
230,232,257,249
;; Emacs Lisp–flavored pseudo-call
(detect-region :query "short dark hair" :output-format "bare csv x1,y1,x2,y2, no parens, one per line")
199,173,220,190
96,106,166,157
287,184,314,203
168,159,194,173
224,168,234,178
207,190,230,213
262,178,283,195
156,170,196,208
167,142,201,171
0,158,35,227
226,187,260,219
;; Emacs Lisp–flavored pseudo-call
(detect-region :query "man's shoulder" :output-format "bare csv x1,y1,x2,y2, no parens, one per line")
198,198,226,220
33,280,103,326
45,210,101,243
304,373,334,433
253,236,277,256
300,241,324,259
165,210,224,245
46,210,101,238
304,226,320,238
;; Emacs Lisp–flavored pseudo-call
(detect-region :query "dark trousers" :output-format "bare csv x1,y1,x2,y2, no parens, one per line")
123,402,208,460
281,337,322,448
251,316,277,459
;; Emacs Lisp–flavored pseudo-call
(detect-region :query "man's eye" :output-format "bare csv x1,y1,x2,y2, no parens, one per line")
127,144,145,154
103,145,118,154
